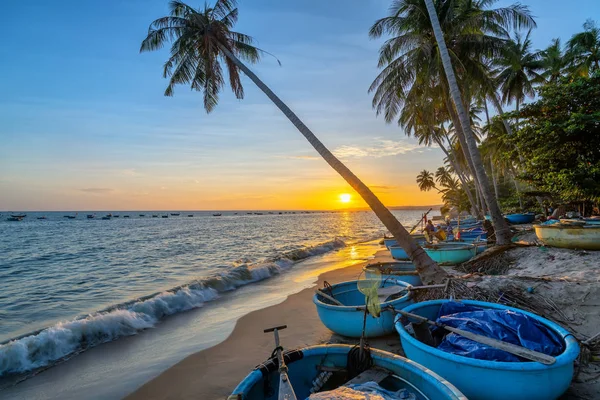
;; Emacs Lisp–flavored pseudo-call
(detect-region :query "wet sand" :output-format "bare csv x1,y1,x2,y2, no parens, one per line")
125,250,393,400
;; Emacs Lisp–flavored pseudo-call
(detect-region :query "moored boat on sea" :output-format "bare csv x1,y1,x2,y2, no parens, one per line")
423,243,476,265
505,212,535,224
313,279,413,338
7,216,23,221
230,344,466,400
363,261,422,286
395,299,579,400
10,214,26,218
534,224,600,250
213,213,222,216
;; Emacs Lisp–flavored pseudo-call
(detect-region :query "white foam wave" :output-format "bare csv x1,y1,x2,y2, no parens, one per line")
0,238,345,378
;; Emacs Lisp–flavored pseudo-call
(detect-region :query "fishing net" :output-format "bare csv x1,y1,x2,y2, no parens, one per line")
357,269,382,318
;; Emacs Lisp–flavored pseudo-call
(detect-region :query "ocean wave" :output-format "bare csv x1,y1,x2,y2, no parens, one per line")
0,238,345,378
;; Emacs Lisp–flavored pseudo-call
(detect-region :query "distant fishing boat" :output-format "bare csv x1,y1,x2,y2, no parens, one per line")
7,216,23,221
87,214,95,219
162,215,168,218
11,214,26,218
113,215,120,218
64,215,76,219
254,212,263,215
139,214,145,217
212,213,222,216
535,224,600,250
123,215,130,218
37,216,47,220
101,216,111,220
187,214,193,217
152,215,158,218
170,213,180,216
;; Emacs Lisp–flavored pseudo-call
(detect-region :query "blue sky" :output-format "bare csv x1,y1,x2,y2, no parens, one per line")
0,0,598,210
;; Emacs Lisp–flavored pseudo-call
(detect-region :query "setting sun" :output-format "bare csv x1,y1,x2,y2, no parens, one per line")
340,193,352,203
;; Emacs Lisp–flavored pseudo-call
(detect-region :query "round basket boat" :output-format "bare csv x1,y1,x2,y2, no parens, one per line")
230,344,467,399
395,300,579,400
424,243,476,265
363,261,422,286
505,212,535,224
384,234,426,250
534,224,600,250
313,279,413,338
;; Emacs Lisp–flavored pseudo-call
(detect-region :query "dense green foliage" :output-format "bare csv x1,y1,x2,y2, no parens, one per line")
515,74,600,202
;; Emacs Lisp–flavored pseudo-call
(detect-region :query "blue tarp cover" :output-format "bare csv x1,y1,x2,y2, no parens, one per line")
433,301,565,362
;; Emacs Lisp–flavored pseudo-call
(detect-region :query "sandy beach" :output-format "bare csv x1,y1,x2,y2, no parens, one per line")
125,249,396,400
126,235,600,400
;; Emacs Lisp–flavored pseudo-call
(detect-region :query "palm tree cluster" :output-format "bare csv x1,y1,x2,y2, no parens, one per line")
370,0,599,238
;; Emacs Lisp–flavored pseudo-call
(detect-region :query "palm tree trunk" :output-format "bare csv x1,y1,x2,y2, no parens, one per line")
489,91,514,136
217,43,447,284
444,99,485,216
434,135,479,214
515,100,520,131
424,0,511,245
491,159,499,202
511,172,524,210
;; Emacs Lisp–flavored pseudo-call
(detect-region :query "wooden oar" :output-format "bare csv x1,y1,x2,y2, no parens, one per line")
315,289,343,306
395,309,556,365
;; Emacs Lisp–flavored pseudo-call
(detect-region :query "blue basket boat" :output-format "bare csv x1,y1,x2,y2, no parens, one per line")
363,261,422,286
424,243,476,265
383,234,426,249
395,300,579,400
313,279,413,338
505,212,536,224
389,243,429,260
230,344,467,399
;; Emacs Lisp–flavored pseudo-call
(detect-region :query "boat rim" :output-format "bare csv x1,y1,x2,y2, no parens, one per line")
395,299,580,371
312,279,412,311
535,224,600,230
231,344,467,399
424,243,475,250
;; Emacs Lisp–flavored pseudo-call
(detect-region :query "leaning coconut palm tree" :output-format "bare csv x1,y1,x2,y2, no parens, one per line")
140,0,447,283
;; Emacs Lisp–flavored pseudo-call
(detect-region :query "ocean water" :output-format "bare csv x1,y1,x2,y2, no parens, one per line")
0,209,435,398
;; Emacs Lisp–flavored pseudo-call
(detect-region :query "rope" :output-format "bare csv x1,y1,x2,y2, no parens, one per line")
347,307,373,379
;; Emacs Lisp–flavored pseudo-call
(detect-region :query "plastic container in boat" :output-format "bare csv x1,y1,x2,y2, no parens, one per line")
363,261,422,286
395,300,579,400
313,279,413,338
424,243,476,265
230,344,467,399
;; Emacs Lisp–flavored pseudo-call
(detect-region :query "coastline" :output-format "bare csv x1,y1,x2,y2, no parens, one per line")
125,249,394,400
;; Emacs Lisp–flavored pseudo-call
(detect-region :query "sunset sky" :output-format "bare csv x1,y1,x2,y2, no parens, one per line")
1,0,597,211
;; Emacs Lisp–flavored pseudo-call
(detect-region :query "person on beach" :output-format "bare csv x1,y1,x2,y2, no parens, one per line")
425,220,445,242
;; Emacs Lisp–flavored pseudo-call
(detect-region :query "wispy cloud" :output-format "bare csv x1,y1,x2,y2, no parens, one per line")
121,169,142,177
333,139,423,159
80,188,114,194
371,185,398,190
274,155,320,160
